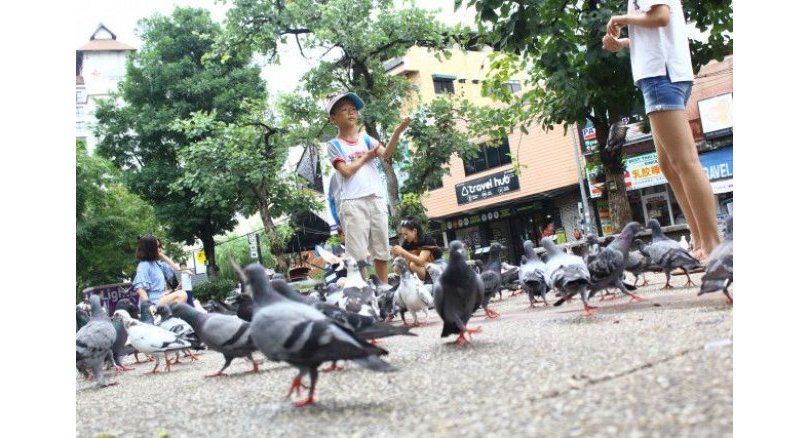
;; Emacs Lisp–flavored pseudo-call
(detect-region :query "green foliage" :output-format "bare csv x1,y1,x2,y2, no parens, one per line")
193,276,238,302
220,0,473,215
93,7,267,267
396,192,429,231
76,140,166,301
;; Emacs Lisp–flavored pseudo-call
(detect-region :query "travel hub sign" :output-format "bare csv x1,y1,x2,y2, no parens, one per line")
455,169,520,205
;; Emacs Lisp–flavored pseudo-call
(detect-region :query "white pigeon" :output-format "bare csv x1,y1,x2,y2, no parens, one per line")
392,258,432,326
113,310,191,374
679,235,689,250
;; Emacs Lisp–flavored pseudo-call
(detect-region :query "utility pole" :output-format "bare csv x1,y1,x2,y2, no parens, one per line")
570,122,594,234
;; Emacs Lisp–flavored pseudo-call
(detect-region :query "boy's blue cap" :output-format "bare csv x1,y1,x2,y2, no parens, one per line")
326,92,364,116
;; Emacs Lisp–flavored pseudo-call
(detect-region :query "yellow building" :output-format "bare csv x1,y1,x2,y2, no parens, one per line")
386,46,588,263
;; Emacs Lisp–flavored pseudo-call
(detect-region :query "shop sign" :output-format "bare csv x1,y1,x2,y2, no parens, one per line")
596,199,616,235
455,169,520,205
698,93,733,140
700,147,733,181
626,152,667,191
443,207,512,231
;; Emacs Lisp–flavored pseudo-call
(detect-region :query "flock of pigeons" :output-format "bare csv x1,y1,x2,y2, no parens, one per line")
76,216,732,406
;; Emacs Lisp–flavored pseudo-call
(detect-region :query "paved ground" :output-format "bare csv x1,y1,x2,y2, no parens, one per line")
76,271,732,438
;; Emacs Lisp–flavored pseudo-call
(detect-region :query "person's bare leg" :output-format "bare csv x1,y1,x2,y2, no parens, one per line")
653,133,703,253
374,259,389,285
649,110,720,258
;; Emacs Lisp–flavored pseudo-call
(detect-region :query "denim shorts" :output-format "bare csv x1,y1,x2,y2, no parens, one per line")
638,74,693,114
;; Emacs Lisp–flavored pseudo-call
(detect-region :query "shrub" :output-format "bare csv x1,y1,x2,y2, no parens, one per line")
193,277,238,302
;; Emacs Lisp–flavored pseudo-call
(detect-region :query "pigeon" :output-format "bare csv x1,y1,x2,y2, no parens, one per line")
113,309,192,374
584,233,602,264
155,305,203,364
139,300,155,324
272,278,416,342
334,257,380,318
625,240,653,287
643,219,702,289
586,222,645,305
699,215,733,304
240,262,396,407
392,258,433,326
203,299,237,315
434,241,485,344
679,235,690,250
478,243,503,319
76,294,118,387
76,306,90,332
170,303,260,377
519,240,549,308
542,238,593,315
500,263,521,292
232,292,254,322
108,299,137,371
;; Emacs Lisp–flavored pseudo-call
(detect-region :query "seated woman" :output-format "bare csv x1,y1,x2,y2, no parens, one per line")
132,235,189,307
390,217,444,282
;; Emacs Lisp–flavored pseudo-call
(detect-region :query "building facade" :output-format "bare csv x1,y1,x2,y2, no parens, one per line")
385,47,586,264
76,24,135,152
585,55,733,236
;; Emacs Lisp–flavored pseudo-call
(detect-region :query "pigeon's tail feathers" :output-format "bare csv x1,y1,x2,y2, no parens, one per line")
352,355,398,373
553,296,568,307
357,323,417,340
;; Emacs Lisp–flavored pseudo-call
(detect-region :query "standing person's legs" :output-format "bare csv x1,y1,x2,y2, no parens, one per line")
653,132,703,252
339,198,372,268
649,110,720,258
369,196,391,285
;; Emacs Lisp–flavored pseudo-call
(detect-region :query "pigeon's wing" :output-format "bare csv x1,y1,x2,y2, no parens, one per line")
128,324,191,352
659,246,701,270
432,282,444,317
291,319,387,364
199,314,253,351
588,248,624,282
700,243,732,293
480,271,500,293
76,320,116,362
417,284,434,307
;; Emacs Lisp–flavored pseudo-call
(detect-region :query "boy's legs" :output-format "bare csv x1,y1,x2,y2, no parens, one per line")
368,196,391,285
339,198,372,268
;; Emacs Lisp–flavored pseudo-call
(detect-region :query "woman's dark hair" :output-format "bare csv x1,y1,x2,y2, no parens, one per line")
136,234,159,261
399,216,424,238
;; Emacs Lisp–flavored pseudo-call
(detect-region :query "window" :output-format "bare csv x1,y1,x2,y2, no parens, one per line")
427,177,444,191
463,137,512,176
76,89,86,103
433,78,455,95
76,105,85,119
76,121,86,134
506,80,522,93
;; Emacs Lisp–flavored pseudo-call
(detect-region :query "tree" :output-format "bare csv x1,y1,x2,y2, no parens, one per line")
76,140,164,302
93,7,267,275
172,105,321,273
219,0,478,220
457,0,733,230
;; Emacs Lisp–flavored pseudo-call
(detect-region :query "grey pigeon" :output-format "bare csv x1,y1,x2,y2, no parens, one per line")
541,238,593,315
519,240,549,308
241,262,396,407
272,278,415,341
478,243,503,319
170,303,260,377
434,241,485,344
626,239,654,287
232,292,254,322
108,299,137,371
76,294,118,387
76,306,90,332
331,257,380,318
203,299,237,315
699,215,733,304
155,305,203,364
391,258,433,326
586,222,645,304
643,219,702,289
113,309,191,374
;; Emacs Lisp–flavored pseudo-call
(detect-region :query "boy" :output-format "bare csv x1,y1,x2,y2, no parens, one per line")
325,92,411,284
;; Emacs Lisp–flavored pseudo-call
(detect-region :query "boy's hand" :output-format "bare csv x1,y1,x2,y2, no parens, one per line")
394,117,412,134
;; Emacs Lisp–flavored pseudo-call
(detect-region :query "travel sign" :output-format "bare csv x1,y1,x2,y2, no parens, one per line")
455,169,520,205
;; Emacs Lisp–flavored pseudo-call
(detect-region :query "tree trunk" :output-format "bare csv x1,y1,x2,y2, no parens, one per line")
201,233,218,279
605,170,633,232
594,118,633,233
255,188,289,276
